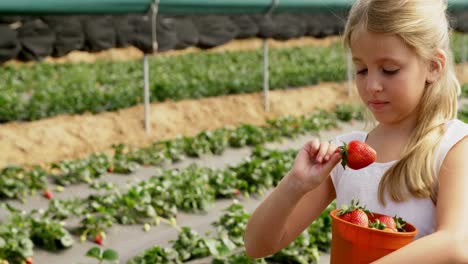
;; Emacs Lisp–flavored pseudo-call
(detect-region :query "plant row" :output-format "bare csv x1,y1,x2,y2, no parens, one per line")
1,105,361,202
0,104,364,263
126,201,335,264
0,146,332,264
1,33,467,122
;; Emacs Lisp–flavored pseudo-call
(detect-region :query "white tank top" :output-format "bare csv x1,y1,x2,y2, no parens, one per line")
330,119,468,239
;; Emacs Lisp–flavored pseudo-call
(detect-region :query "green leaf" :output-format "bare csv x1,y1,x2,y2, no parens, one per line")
60,234,74,248
86,247,102,259
102,249,119,261
204,238,220,256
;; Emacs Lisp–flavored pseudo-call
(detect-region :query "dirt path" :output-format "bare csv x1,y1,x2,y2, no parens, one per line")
0,82,355,168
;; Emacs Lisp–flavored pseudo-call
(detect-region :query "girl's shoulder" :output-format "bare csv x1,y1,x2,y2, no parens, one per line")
443,118,468,131
440,119,468,144
434,119,468,173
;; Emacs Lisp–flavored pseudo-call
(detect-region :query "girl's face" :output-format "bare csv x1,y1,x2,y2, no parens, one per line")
350,30,430,125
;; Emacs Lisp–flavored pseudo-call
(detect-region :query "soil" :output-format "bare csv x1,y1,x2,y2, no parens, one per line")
0,82,354,168
1,36,467,168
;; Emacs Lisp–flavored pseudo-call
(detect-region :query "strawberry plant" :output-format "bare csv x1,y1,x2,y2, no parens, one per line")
78,212,114,244
0,206,34,263
0,224,33,264
124,145,168,166
200,130,230,155
233,147,296,194
211,252,268,264
335,104,364,122
213,252,267,264
171,227,235,262
44,198,85,221
459,105,468,123
157,165,216,212
170,227,213,261
211,203,250,247
159,138,186,162
29,217,74,251
0,166,48,201
208,170,242,199
85,247,119,264
228,124,269,148
267,231,320,264
111,144,140,174
127,246,181,264
307,202,335,252
266,115,309,139
50,153,110,186
182,136,213,157
110,187,158,225
462,84,468,98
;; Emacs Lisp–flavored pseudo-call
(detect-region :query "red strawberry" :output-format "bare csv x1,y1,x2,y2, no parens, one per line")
94,234,103,245
107,167,113,173
369,219,397,232
377,215,397,231
337,199,373,227
25,257,33,264
43,190,53,200
339,140,377,170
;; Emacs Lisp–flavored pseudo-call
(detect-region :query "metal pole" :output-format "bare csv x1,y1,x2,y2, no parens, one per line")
261,0,278,112
346,51,353,97
462,34,467,64
142,1,159,135
143,55,150,134
263,39,269,111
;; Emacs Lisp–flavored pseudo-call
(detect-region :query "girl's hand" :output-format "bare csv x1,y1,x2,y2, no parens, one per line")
288,138,342,193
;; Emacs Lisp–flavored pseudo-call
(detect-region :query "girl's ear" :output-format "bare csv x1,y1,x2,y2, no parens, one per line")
426,49,446,84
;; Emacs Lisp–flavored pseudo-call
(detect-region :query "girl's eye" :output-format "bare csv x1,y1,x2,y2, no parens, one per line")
383,69,400,75
356,69,368,75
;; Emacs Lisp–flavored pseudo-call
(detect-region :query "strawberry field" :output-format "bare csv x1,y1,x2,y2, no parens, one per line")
0,32,468,264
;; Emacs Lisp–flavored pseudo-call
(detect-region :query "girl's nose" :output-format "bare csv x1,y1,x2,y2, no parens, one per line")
366,73,383,93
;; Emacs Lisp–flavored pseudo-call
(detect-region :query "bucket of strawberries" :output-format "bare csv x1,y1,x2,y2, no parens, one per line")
329,200,418,264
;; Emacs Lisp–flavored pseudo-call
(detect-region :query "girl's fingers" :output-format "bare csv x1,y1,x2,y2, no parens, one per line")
324,143,339,162
316,141,329,163
323,152,343,171
305,138,320,160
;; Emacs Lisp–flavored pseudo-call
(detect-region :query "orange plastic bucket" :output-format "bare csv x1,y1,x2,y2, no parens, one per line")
329,209,418,264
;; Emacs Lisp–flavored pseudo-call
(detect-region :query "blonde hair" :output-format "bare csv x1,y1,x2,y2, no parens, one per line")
344,0,461,205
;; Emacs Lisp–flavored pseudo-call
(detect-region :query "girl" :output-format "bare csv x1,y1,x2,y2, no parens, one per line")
244,0,468,263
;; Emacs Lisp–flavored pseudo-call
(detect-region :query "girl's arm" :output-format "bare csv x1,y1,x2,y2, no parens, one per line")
244,139,341,258
244,175,336,258
372,137,468,264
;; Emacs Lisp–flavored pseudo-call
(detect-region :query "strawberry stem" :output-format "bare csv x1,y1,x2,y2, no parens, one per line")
339,141,348,170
